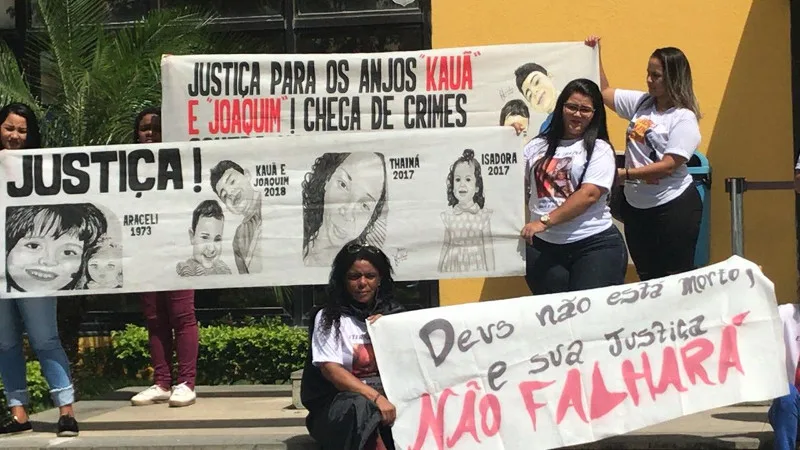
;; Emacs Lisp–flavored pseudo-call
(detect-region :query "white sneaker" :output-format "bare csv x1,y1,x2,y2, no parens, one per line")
130,385,171,406
169,383,196,407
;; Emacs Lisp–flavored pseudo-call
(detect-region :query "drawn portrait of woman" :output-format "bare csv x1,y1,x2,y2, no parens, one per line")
301,152,388,267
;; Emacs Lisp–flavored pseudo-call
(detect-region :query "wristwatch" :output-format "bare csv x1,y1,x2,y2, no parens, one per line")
539,214,551,227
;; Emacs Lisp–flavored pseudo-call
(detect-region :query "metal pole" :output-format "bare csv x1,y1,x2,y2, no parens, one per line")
726,177,746,256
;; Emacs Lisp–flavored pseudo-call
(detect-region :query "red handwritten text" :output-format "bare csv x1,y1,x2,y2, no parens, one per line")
204,98,281,135
426,55,473,92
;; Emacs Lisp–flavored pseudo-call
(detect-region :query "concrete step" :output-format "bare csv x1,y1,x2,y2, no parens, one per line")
0,385,778,449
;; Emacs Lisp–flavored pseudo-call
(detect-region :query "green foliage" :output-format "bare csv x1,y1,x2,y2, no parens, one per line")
0,361,53,421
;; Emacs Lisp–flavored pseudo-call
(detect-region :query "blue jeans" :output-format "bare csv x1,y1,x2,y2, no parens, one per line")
525,225,628,295
769,384,800,450
0,298,74,408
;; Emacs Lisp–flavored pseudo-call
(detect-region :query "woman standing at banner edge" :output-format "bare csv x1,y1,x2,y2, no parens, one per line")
585,35,702,281
129,106,200,408
0,102,79,437
511,78,627,294
300,242,405,450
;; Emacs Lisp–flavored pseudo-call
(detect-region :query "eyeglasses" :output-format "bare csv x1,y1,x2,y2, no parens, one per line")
563,103,595,116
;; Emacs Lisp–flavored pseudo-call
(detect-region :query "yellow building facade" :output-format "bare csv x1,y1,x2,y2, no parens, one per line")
433,0,797,304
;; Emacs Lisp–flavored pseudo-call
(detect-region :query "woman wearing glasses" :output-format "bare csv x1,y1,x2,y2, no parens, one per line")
585,36,702,281
300,242,404,450
513,78,627,294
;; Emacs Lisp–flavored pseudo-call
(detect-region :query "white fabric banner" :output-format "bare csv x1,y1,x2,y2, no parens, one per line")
369,256,788,450
0,127,524,298
160,42,599,142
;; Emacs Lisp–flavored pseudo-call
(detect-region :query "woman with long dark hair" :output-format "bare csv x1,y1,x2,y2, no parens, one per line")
586,36,702,281
0,102,80,437
300,242,405,450
129,106,199,408
513,79,627,294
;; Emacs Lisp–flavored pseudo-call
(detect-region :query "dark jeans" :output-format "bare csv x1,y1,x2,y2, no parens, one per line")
621,185,702,281
140,290,198,390
525,225,628,295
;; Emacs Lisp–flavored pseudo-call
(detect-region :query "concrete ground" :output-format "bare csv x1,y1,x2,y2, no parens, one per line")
0,385,780,449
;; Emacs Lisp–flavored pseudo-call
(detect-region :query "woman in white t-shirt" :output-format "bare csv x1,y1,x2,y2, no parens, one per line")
586,36,703,281
300,242,405,450
513,78,627,294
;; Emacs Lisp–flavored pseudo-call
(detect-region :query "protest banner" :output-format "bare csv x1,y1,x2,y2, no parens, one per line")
0,126,525,298
160,42,599,142
369,256,788,450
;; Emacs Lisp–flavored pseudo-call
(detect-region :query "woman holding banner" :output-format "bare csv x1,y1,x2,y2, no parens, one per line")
0,102,80,437
129,107,199,408
300,242,405,450
513,79,627,294
585,36,703,281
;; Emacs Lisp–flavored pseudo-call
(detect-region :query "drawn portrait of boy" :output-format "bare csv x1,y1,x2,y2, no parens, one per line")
176,199,232,277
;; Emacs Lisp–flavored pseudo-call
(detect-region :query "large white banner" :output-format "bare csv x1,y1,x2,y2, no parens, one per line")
0,127,524,298
369,256,787,450
161,42,599,142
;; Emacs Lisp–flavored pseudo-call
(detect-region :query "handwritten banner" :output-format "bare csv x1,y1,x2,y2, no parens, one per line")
369,256,787,450
160,42,599,142
0,127,525,298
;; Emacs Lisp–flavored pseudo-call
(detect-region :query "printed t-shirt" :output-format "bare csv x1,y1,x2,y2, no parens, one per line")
311,309,382,393
614,89,701,209
524,137,616,244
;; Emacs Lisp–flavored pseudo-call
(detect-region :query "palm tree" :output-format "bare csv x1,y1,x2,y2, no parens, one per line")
0,0,216,363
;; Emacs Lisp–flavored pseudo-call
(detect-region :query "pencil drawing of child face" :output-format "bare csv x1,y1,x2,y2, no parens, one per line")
87,244,121,288
190,216,224,269
453,161,477,206
215,168,255,216
322,153,384,248
7,220,83,292
522,71,557,114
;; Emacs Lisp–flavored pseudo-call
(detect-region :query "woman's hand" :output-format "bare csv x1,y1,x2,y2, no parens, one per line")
374,395,396,426
509,122,525,136
585,35,601,48
367,314,383,324
521,220,548,244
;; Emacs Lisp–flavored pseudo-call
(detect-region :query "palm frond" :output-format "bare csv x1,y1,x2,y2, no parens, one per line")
0,40,39,113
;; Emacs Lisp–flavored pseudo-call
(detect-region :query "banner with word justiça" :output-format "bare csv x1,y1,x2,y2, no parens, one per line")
160,42,598,142
0,127,525,298
369,256,787,450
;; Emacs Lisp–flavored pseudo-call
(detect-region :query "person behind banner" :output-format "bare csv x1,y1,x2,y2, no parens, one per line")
0,102,80,437
512,78,627,294
301,153,388,267
514,62,560,134
176,199,233,277
585,36,702,281
130,106,199,409
768,302,800,450
300,242,405,450
438,149,495,273
209,159,262,274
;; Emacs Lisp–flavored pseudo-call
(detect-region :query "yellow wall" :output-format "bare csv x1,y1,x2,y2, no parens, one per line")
434,0,797,304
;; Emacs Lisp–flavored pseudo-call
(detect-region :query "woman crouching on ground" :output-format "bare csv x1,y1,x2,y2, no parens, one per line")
300,242,405,450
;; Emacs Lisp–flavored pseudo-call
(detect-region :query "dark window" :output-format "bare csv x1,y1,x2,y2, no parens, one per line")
160,0,283,18
297,0,418,14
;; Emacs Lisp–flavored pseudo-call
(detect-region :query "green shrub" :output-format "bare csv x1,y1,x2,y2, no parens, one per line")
0,361,53,421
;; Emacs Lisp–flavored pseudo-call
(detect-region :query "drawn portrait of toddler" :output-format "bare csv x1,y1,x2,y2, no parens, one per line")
438,149,495,273
85,236,123,289
301,152,388,267
5,204,115,293
176,199,233,277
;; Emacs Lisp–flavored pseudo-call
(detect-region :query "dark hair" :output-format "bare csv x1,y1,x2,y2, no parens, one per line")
301,153,388,258
133,106,161,144
209,160,245,194
651,47,701,118
318,242,395,340
5,204,107,292
499,99,530,125
0,103,42,150
446,149,485,208
533,78,610,196
191,199,224,232
514,62,548,93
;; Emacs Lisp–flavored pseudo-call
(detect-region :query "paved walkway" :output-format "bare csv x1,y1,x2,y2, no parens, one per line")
0,386,779,449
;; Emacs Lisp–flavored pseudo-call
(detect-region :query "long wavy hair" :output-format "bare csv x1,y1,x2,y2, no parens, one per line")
446,149,485,208
301,153,388,258
534,78,610,196
318,243,396,341
0,103,42,150
651,47,701,119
